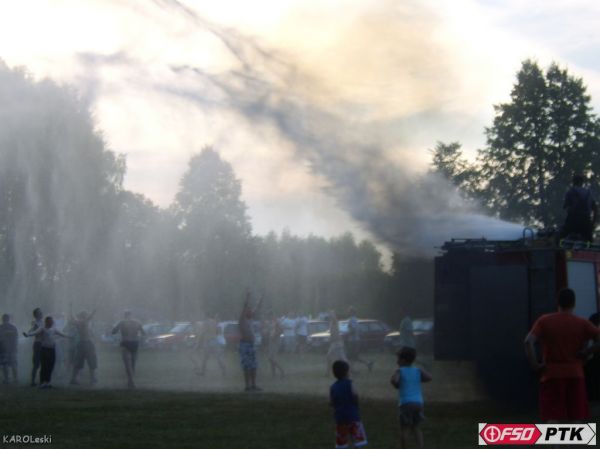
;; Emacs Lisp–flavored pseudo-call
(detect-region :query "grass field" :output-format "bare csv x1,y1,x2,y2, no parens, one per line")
0,388,537,449
0,345,594,448
10,343,487,400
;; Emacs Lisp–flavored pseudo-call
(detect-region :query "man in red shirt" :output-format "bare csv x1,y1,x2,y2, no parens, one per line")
524,288,600,421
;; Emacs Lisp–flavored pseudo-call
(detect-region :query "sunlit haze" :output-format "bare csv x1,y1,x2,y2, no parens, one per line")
1,0,599,249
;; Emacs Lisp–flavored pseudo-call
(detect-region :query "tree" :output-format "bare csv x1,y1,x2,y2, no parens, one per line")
171,147,253,317
0,62,125,314
388,253,433,321
173,147,251,238
432,61,600,228
0,61,398,323
475,60,600,227
431,142,467,185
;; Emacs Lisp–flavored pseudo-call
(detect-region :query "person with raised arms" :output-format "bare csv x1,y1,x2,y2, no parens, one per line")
69,305,98,385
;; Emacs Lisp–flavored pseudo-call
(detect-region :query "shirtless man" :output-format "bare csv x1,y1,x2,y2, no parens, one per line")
112,311,145,388
69,307,98,385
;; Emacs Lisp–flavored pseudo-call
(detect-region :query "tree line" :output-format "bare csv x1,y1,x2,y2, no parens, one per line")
3,58,597,324
0,62,431,325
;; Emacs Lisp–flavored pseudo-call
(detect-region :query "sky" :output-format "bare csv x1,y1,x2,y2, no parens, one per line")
0,0,599,254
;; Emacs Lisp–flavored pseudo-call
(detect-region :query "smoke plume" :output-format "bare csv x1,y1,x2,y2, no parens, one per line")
149,0,524,254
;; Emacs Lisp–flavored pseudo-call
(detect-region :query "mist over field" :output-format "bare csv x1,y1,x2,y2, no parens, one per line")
0,2,527,322
2,6,600,449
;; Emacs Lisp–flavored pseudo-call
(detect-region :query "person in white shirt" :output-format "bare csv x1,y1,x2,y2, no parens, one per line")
195,316,226,377
296,314,309,353
398,314,415,350
347,307,373,372
281,313,297,353
326,311,347,374
26,316,70,389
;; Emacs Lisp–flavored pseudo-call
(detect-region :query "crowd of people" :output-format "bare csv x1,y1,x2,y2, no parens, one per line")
232,293,430,449
1,287,600,449
230,294,380,393
0,307,145,390
0,296,381,393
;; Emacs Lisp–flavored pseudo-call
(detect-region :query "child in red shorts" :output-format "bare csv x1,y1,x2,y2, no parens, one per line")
329,360,368,448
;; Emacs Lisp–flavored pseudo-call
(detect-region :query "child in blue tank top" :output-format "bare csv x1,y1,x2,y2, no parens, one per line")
390,347,432,449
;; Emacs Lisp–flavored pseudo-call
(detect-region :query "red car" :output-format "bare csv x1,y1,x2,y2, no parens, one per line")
145,322,196,351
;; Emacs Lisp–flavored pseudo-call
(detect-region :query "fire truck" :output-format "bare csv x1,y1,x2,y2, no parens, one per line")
434,230,600,397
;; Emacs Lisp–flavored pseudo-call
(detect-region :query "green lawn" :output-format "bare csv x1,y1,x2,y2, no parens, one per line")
0,388,537,449
0,346,586,448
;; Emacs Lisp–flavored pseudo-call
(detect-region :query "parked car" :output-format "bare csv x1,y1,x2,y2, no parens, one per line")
307,319,391,351
101,321,172,347
384,318,434,353
218,320,262,350
142,322,172,347
145,322,196,351
279,320,329,352
219,321,240,350
307,320,329,336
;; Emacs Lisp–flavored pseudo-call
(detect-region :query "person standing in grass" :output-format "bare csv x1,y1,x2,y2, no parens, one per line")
281,312,297,353
69,307,98,385
24,307,43,386
330,360,368,448
390,347,432,449
263,311,284,379
0,314,19,384
112,310,145,389
239,292,262,392
63,316,79,374
326,311,347,375
26,316,71,389
398,308,415,350
296,313,309,353
347,307,373,372
524,288,600,422
196,315,226,377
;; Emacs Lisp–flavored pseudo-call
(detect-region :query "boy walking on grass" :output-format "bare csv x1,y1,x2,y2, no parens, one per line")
390,347,432,449
330,360,368,448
